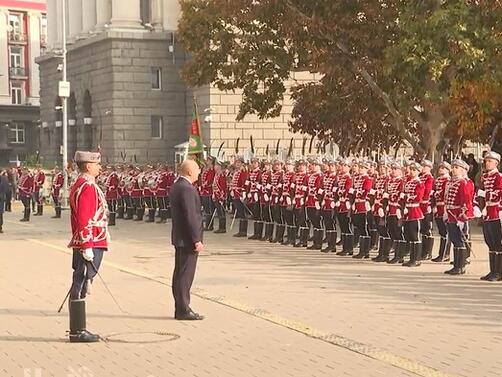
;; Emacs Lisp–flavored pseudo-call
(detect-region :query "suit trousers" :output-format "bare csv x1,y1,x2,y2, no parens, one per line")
70,248,105,300
172,247,199,315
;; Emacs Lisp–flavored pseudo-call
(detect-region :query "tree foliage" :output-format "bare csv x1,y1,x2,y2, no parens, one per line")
178,0,502,156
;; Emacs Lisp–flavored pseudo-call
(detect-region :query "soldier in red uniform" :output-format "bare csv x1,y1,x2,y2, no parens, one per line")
351,161,374,258
142,166,157,223
280,159,296,245
320,159,338,252
131,167,144,221
476,151,502,281
387,162,406,264
432,161,451,262
269,160,285,243
258,160,273,241
200,157,215,231
335,159,354,256
231,158,248,237
68,151,109,343
305,159,324,250
105,166,120,226
246,158,262,240
444,159,474,275
371,159,392,262
154,165,170,223
401,162,425,267
212,160,228,233
293,160,309,247
33,167,46,216
18,167,34,222
51,166,64,218
419,160,435,260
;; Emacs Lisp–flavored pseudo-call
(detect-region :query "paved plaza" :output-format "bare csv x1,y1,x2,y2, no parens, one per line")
1,204,502,377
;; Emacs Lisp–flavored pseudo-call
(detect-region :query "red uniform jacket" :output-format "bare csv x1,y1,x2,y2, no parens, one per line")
212,171,228,202
131,173,143,199
280,171,295,207
335,173,352,214
155,171,170,197
34,171,45,190
433,175,450,219
372,175,388,217
306,172,323,209
385,176,404,217
269,171,283,205
230,169,247,200
245,168,261,204
51,172,64,197
200,168,215,197
259,170,272,205
403,177,424,221
105,172,120,200
293,172,308,209
478,170,502,221
352,174,372,214
321,173,337,210
18,174,34,198
68,175,109,250
420,173,434,215
445,177,474,223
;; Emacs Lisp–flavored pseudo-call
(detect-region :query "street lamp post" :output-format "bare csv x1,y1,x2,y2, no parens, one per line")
60,0,69,208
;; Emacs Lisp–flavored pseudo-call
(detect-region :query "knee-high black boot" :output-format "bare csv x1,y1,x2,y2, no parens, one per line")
372,237,386,262
403,242,422,267
69,299,100,343
214,217,227,234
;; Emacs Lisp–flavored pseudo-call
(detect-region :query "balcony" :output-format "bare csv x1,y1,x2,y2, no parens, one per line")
9,67,28,78
8,32,27,44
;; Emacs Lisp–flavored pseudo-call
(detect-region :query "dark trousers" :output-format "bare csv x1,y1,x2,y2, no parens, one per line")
123,195,133,210
337,212,351,234
233,199,246,219
447,222,467,247
5,189,11,211
144,196,156,210
133,197,143,210
261,204,272,223
250,202,261,221
52,194,61,208
107,199,117,213
376,217,389,237
281,207,294,226
435,217,447,238
294,207,307,228
420,213,433,237
214,200,226,220
386,216,403,241
482,219,502,251
404,220,420,242
20,196,30,210
271,204,282,224
172,247,199,315
322,209,335,231
352,212,368,237
70,248,105,300
201,196,213,217
307,207,321,229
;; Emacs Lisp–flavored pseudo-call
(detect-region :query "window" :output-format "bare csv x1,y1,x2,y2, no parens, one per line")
151,67,161,89
140,0,151,24
11,82,23,104
40,15,47,45
151,116,163,139
10,47,22,68
8,13,22,35
8,123,25,144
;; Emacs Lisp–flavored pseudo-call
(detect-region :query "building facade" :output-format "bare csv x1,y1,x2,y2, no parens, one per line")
38,0,312,165
0,0,46,166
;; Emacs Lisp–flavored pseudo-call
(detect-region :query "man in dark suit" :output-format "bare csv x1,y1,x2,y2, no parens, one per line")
0,169,10,233
170,159,204,320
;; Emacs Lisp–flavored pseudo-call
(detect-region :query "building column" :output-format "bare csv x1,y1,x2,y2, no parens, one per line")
110,0,142,29
28,12,41,105
162,0,180,31
47,0,58,49
54,0,63,48
67,0,82,43
151,0,163,30
0,10,9,99
95,0,111,31
81,0,96,35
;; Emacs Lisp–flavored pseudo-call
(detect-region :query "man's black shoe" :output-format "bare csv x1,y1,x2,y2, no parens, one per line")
175,311,204,321
69,330,100,343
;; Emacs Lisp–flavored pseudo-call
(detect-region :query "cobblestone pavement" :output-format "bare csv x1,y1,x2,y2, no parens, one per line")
1,206,501,377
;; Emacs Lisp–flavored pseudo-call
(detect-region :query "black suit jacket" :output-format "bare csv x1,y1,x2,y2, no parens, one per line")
170,176,203,249
0,175,9,201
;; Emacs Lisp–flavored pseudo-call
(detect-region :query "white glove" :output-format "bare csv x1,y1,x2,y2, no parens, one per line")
473,206,482,218
82,248,94,262
457,221,465,229
378,208,384,217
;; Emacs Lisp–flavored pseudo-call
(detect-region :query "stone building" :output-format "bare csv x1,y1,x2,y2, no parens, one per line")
0,0,46,166
38,0,312,165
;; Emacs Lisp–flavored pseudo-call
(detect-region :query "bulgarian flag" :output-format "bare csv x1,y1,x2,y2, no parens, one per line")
188,98,204,157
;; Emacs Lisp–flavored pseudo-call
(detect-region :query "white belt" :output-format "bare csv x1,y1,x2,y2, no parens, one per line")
406,204,419,208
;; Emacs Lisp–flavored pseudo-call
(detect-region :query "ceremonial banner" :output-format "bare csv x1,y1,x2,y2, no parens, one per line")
188,98,204,156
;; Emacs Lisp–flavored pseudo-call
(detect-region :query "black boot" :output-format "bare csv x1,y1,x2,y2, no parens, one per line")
108,212,116,226
421,236,434,260
432,237,448,262
307,229,322,250
388,240,405,264
69,299,100,343
294,227,308,247
145,209,155,223
403,242,422,267
353,236,370,258
281,226,292,245
52,207,62,218
34,204,43,216
370,229,379,250
134,208,144,221
487,253,502,282
117,207,124,219
321,231,336,253
20,208,30,222
338,234,354,256
156,210,166,223
249,221,261,240
445,247,467,275
273,225,285,244
372,237,386,262
234,220,248,237
214,217,226,234
0,213,3,233
381,238,393,263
